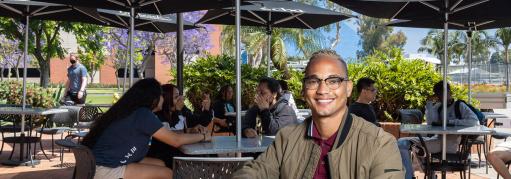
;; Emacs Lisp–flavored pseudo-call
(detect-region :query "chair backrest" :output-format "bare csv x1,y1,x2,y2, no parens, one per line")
399,109,423,124
79,106,101,123
55,139,96,179
173,157,253,179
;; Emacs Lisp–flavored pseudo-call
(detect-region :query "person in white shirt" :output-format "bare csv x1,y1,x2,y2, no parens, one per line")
397,81,479,179
278,80,300,121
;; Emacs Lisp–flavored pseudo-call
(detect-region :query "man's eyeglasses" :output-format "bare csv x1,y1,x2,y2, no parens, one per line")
303,76,348,90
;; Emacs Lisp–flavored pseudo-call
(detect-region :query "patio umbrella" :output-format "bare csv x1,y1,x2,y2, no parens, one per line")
330,0,511,178
386,18,511,105
197,0,354,76
0,0,106,166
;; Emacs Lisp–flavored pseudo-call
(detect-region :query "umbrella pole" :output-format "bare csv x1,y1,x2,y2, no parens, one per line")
129,7,135,87
123,30,129,93
467,30,472,103
20,13,29,165
267,28,271,77
441,1,449,178
177,13,184,94
235,0,242,154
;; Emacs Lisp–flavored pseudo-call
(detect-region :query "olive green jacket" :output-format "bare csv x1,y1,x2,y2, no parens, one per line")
232,113,405,179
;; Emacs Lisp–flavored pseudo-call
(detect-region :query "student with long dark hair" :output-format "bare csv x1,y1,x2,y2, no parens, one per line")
212,85,236,133
82,78,211,179
147,84,213,167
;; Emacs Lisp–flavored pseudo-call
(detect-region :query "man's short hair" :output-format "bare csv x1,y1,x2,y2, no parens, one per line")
304,49,348,77
433,80,451,97
356,77,375,93
278,80,289,91
259,77,281,94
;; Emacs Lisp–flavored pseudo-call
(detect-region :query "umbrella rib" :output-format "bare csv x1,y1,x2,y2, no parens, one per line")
247,10,267,24
452,0,489,13
152,3,162,15
447,22,465,28
74,7,107,24
136,21,152,27
139,0,160,7
419,1,440,12
150,22,164,34
33,8,72,16
273,13,303,25
295,15,313,29
449,0,464,11
196,11,231,24
30,6,49,16
391,2,409,20
101,15,126,27
227,12,266,25
116,15,129,27
474,20,495,28
0,3,23,15
125,0,131,6
107,0,126,7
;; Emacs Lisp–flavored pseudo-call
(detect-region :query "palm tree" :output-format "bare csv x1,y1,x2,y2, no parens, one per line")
221,26,324,79
419,30,464,65
496,28,511,92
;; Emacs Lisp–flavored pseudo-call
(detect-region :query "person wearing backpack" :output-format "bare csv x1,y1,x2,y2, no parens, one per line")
397,81,479,179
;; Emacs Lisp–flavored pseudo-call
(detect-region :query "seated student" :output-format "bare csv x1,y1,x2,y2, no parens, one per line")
488,141,511,179
147,84,213,168
212,85,236,133
349,77,379,126
82,78,211,179
397,81,479,179
242,77,298,137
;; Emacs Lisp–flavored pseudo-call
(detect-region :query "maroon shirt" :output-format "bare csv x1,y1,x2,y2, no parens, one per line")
311,124,338,179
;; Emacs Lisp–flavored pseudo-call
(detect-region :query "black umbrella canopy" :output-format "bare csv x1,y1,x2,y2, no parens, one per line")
332,0,511,20
36,0,255,15
197,0,354,29
386,18,511,30
97,9,197,33
0,0,107,25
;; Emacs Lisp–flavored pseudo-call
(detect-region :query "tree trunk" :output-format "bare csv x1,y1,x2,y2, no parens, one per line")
35,53,51,87
0,67,4,81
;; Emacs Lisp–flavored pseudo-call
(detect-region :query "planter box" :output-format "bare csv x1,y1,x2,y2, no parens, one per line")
475,92,511,109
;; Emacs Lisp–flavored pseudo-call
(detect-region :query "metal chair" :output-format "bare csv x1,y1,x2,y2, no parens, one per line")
173,157,253,179
415,135,473,179
76,106,101,131
55,139,95,179
35,109,77,159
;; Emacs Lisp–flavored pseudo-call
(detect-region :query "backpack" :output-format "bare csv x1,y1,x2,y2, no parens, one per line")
454,100,486,126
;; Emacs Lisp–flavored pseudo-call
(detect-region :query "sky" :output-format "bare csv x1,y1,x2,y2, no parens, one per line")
287,20,431,60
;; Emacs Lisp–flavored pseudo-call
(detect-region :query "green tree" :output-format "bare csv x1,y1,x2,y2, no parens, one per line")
418,30,467,65
74,24,107,83
0,18,98,87
496,28,511,91
357,16,407,58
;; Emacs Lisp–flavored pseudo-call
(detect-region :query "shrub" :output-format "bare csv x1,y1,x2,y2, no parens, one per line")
349,48,477,122
171,55,266,110
0,80,59,108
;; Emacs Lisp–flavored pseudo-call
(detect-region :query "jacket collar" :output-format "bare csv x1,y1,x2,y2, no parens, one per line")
306,110,353,149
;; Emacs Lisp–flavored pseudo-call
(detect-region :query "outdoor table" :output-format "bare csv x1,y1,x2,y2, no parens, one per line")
400,124,494,178
483,112,507,128
0,107,69,166
179,136,274,155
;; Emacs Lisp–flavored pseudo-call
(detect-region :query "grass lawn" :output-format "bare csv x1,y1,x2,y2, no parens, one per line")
86,94,114,104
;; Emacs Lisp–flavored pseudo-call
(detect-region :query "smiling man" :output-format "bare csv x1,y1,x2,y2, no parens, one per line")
233,49,404,179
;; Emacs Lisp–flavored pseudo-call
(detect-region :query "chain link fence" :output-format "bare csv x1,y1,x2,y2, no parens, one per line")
447,63,509,85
